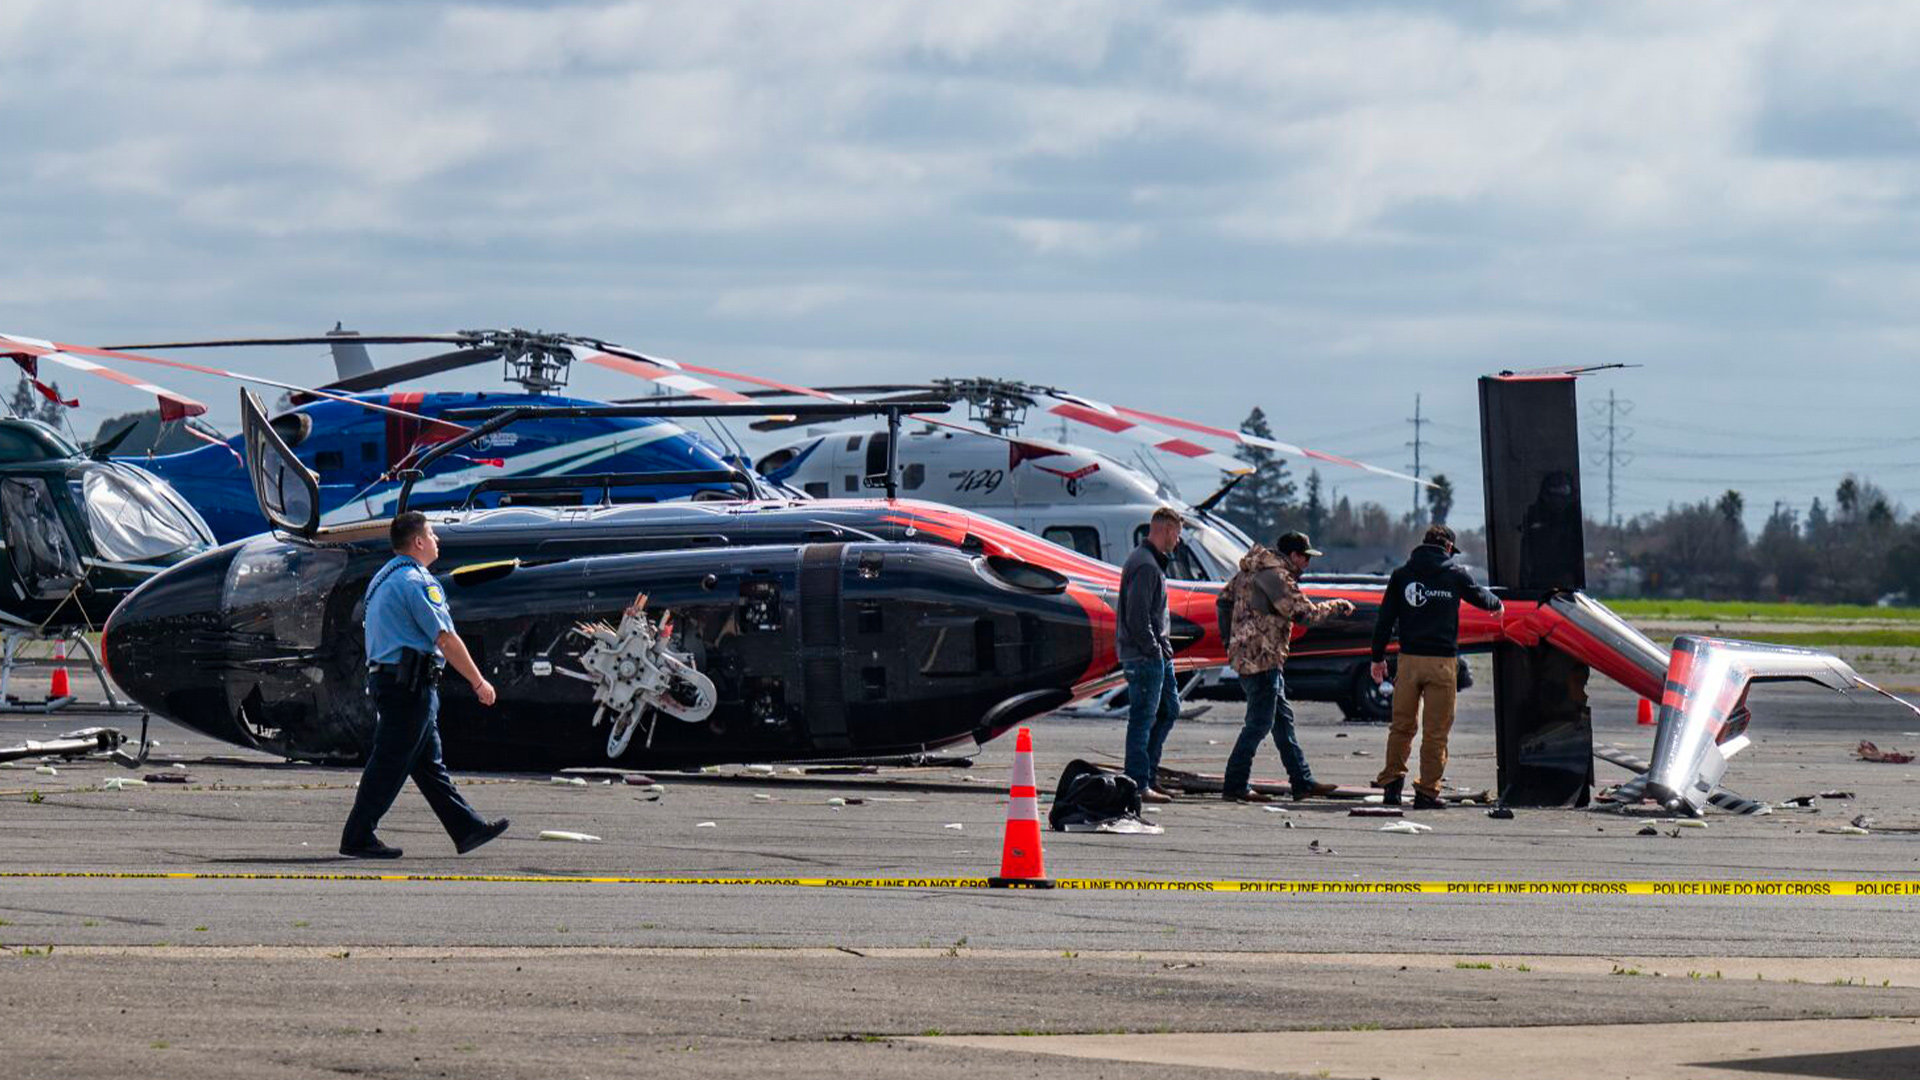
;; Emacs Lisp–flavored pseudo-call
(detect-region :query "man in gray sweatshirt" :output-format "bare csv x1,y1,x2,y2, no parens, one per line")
1119,507,1183,803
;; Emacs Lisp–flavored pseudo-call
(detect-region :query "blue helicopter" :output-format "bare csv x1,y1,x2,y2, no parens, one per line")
94,328,779,544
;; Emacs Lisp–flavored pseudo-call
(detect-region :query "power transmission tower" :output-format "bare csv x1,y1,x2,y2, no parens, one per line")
1406,393,1424,518
1587,390,1635,528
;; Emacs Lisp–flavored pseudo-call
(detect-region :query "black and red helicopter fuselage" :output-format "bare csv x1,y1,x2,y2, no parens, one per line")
102,496,1664,771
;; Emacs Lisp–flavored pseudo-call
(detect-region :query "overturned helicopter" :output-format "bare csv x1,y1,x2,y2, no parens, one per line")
100,371,1919,812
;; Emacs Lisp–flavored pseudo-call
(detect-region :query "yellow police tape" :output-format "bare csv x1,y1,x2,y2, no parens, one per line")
3,872,1919,895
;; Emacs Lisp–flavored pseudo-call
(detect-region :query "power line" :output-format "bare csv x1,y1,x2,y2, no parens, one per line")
1406,393,1424,519
1589,390,1634,529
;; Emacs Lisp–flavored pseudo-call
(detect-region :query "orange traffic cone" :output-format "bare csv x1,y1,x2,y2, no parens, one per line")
48,639,69,701
989,726,1055,889
1636,698,1655,726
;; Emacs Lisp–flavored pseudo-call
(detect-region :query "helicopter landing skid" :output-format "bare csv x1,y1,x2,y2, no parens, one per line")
0,626,142,714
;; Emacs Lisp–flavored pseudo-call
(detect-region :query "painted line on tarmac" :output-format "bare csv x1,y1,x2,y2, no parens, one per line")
2,872,1917,895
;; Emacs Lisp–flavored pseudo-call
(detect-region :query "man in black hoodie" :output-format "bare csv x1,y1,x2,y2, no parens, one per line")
1368,524,1501,810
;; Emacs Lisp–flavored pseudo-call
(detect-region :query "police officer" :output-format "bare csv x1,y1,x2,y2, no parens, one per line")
339,511,508,859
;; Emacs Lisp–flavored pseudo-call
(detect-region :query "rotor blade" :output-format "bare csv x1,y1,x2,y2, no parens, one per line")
291,346,502,402
0,333,207,421
103,334,478,350
1036,392,1252,477
1044,391,1429,486
577,342,853,405
617,383,939,406
748,388,960,430
4,334,465,433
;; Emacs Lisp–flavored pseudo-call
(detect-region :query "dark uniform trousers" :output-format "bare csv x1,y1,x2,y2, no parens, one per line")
341,671,487,848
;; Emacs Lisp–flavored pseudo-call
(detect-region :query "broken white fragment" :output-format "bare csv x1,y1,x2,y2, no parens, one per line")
549,776,587,787
752,793,772,802
1379,821,1433,834
1262,806,1290,814
1362,794,1383,804
538,830,602,843
1674,818,1709,830
745,764,775,775
101,777,147,790
826,797,846,806
34,765,56,776
943,822,964,830
643,784,666,794
172,763,187,770
1820,825,1871,836
601,779,612,785
695,821,717,828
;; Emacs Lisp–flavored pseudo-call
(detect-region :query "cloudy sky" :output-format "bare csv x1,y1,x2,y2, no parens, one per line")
6,0,1920,529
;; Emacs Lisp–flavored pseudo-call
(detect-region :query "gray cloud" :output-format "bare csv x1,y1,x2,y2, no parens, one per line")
5,0,1920,528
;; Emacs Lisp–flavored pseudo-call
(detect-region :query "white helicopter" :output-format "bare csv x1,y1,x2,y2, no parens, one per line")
747,378,1433,721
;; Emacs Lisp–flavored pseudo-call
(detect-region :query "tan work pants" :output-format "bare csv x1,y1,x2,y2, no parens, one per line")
1374,654,1457,798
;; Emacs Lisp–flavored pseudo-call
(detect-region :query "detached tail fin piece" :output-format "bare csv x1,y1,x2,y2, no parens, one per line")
1643,635,1915,815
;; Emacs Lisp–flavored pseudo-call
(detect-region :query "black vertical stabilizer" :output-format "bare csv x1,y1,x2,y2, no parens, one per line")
1479,375,1593,807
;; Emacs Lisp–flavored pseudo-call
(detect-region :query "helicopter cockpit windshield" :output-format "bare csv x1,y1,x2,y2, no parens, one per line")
81,467,210,562
0,476,83,597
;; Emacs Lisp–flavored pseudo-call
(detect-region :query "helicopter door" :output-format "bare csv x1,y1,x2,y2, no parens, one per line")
240,388,320,538
0,477,84,599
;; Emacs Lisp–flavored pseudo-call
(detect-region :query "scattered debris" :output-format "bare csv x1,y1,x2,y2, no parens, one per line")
1674,818,1709,830
1350,806,1403,818
1782,795,1816,808
1334,732,1349,739
1282,819,1295,829
1851,814,1876,830
745,764,776,775
1361,794,1384,804
827,797,847,807
1262,805,1290,814
144,773,190,784
1379,821,1432,834
1351,750,1371,757
1486,807,1515,820
1856,741,1915,764
1820,790,1856,800
751,793,772,802
943,822,964,830
34,765,56,776
1636,824,1660,836
695,821,717,828
100,777,146,790
549,776,588,787
1819,825,1871,836
537,830,601,843
1307,839,1336,855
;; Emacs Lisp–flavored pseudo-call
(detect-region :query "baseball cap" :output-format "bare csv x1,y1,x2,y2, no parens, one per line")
1275,531,1323,557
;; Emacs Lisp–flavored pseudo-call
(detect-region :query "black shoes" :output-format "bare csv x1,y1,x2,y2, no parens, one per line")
340,838,403,859
1412,791,1448,811
1292,781,1339,802
456,817,511,854
1379,779,1404,806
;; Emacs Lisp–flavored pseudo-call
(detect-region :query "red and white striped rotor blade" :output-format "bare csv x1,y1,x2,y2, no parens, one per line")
575,343,854,405
1048,391,1430,486
0,333,207,421
3,335,465,432
1040,394,1252,476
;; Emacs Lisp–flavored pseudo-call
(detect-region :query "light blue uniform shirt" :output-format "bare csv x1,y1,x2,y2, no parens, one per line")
363,555,455,664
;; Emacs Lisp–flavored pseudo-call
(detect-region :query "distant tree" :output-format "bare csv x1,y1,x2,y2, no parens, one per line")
10,376,67,425
1426,474,1455,526
1754,503,1814,597
1217,406,1295,544
1301,469,1327,538
1836,476,1861,520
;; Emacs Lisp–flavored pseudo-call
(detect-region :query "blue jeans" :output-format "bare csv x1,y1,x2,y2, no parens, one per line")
1123,657,1180,794
342,676,487,848
1223,668,1313,794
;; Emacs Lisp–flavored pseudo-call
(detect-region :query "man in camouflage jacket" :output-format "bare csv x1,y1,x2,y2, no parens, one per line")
1219,531,1353,801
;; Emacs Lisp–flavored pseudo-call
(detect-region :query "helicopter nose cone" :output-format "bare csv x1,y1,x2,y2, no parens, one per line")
105,545,248,746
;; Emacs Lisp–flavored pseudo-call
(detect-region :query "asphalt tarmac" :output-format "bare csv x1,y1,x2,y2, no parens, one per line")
5,676,1920,1078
